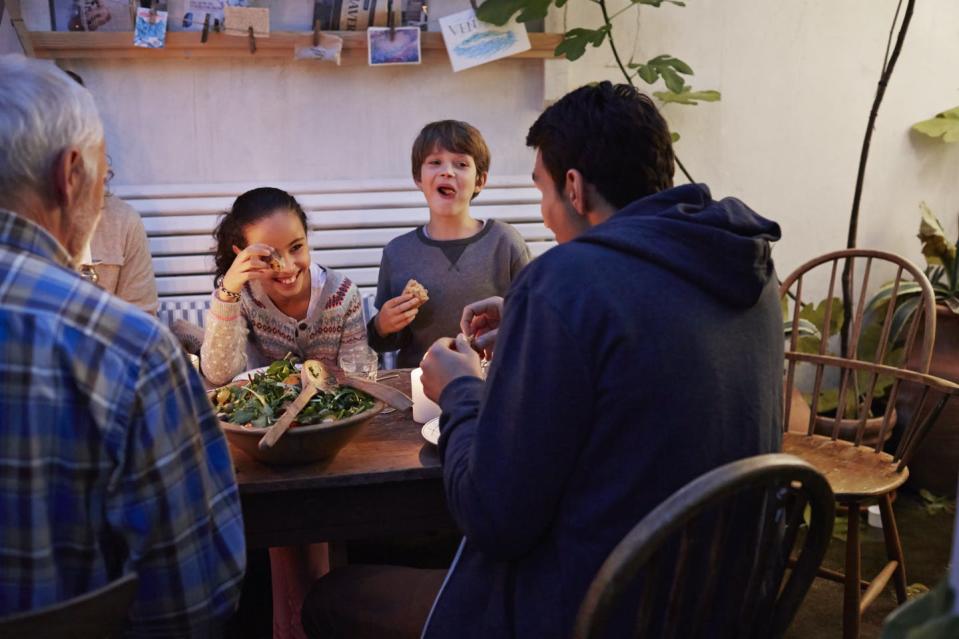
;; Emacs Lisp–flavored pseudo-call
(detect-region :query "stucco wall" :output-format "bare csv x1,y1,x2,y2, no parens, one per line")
560,0,959,278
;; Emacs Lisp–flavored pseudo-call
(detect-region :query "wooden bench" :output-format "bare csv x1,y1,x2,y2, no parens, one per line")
112,176,554,329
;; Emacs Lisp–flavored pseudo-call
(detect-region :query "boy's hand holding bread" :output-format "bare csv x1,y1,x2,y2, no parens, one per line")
374,279,429,337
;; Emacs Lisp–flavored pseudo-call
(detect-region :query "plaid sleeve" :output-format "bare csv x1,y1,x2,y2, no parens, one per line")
106,326,245,637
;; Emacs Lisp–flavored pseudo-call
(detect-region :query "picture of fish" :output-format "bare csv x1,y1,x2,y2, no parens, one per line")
453,30,517,59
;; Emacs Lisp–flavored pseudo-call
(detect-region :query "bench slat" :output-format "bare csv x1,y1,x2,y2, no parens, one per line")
114,175,535,200
149,223,554,256
131,188,542,217
141,203,543,236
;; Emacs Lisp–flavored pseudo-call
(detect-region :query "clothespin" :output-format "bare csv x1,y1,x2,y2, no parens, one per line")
213,18,221,33
313,19,321,47
201,13,211,43
149,0,158,22
248,26,256,54
387,0,395,40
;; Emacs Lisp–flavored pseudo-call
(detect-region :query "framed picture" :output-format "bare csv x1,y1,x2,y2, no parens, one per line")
368,26,421,66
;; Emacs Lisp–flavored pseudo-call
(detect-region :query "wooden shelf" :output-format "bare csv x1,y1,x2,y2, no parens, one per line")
15,29,563,61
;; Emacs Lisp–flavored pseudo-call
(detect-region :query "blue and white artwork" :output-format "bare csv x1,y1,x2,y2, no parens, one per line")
134,8,168,48
439,7,530,72
368,27,421,66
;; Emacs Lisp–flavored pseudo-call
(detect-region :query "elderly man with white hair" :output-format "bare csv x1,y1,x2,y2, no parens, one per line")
0,55,245,636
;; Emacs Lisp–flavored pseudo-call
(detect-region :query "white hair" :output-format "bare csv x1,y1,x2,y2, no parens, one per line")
0,55,104,204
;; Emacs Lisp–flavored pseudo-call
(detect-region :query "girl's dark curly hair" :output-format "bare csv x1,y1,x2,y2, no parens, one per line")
212,187,308,285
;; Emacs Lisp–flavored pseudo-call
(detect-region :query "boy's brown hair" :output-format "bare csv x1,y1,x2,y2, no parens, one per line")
411,120,491,184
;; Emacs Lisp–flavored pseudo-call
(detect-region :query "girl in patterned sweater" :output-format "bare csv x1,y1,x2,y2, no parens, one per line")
201,187,367,638
200,186,367,386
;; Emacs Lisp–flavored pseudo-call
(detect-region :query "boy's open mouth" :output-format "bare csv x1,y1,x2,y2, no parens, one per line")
437,185,457,198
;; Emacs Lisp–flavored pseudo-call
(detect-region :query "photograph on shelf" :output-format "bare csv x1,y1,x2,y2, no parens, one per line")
294,32,344,64
368,26,421,66
439,6,530,72
314,0,401,31
51,0,136,32
133,7,169,47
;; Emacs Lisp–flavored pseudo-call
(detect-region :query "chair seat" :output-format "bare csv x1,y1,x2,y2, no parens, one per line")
782,433,908,499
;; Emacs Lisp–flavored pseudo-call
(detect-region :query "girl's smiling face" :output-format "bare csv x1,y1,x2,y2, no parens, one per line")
242,208,311,303
416,145,487,218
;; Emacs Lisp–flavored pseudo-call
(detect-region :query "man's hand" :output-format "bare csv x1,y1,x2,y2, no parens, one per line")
421,334,482,402
374,293,420,336
460,296,504,358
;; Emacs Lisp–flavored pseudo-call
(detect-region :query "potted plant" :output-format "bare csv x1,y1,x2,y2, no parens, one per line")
784,296,901,444
867,203,959,496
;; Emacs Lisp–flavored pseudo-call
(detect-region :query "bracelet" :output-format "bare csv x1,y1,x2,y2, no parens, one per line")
217,285,241,302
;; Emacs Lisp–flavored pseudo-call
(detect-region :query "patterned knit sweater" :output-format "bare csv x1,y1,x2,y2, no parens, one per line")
200,265,366,386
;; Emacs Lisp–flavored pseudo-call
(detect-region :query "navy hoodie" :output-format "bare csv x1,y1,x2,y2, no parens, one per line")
425,184,784,638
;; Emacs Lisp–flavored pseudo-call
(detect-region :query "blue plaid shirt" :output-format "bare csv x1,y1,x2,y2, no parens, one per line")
0,210,246,636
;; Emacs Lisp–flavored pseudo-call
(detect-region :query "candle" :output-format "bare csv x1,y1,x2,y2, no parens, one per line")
411,367,441,424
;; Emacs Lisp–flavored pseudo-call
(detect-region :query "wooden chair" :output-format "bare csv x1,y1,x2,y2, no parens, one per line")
781,249,959,638
0,573,138,638
572,454,835,639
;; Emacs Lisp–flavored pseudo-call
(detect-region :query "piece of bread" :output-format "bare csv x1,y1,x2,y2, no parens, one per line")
266,247,285,272
403,278,429,306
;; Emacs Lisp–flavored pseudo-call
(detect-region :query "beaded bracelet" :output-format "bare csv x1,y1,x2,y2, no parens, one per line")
217,285,241,302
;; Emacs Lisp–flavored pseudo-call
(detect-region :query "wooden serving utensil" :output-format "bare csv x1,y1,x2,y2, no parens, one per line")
335,374,413,411
258,359,327,450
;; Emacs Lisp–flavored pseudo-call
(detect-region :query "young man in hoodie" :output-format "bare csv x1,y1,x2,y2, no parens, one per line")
302,82,784,638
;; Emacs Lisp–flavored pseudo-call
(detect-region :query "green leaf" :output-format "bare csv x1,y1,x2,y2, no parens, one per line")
670,131,681,143
636,65,658,85
660,67,686,93
911,106,959,143
918,202,957,268
654,88,722,105
475,0,554,26
555,26,610,61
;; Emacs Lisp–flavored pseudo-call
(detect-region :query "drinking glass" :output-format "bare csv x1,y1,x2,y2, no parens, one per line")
339,345,379,382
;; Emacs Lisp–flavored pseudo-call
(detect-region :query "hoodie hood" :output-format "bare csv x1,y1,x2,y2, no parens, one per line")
576,183,781,308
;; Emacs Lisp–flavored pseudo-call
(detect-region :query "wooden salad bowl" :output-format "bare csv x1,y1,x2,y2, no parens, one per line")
210,382,385,465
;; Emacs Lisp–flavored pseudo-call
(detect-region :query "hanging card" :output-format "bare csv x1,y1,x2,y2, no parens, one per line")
439,7,530,72
133,8,168,48
367,27,421,66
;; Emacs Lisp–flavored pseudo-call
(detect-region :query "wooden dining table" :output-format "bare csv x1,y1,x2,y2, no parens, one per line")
229,369,457,550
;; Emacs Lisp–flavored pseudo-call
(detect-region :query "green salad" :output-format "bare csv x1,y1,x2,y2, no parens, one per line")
211,359,376,428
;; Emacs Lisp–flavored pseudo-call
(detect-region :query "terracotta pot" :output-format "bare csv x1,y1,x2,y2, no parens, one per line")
786,386,896,446
897,305,959,497
812,409,896,448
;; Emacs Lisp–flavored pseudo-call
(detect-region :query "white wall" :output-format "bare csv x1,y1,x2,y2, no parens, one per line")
65,57,542,186
561,0,959,279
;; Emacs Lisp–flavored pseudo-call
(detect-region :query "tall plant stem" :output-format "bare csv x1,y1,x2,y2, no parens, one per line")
597,0,695,184
846,0,913,250
841,0,915,356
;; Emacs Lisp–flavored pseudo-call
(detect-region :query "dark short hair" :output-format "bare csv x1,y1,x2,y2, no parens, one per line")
526,82,675,210
411,120,491,184
212,187,308,284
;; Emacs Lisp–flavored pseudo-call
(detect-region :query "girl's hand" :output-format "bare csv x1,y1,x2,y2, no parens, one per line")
220,244,274,294
374,293,419,336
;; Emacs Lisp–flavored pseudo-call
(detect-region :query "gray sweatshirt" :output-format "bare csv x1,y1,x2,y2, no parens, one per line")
368,219,530,368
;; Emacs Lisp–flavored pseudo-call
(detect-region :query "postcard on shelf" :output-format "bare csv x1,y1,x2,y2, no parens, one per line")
167,0,248,32
368,27,421,66
294,33,344,65
224,6,270,37
439,7,531,72
133,8,169,48
52,0,136,32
